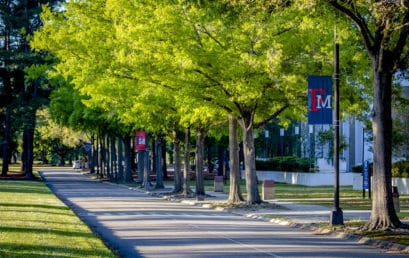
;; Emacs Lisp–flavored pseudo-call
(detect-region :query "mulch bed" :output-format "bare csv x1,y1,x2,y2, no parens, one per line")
0,172,40,181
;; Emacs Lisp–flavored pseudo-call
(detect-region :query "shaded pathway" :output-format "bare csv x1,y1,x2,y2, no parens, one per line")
40,168,406,258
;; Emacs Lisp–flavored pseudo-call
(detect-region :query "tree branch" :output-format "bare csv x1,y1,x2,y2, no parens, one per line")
328,0,375,53
199,24,225,49
394,12,409,67
193,68,232,98
181,6,203,48
254,103,290,128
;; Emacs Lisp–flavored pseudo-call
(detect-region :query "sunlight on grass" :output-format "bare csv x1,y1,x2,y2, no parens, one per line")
0,180,116,258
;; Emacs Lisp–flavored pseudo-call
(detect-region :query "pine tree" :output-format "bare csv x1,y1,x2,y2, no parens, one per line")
0,0,60,177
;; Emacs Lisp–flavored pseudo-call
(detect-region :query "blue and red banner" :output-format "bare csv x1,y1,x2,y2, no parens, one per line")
308,75,332,125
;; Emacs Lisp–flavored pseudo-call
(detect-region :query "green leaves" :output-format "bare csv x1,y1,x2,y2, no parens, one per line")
31,0,373,137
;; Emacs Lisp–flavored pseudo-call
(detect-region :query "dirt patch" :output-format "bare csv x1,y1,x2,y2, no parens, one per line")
157,191,287,212
211,201,287,211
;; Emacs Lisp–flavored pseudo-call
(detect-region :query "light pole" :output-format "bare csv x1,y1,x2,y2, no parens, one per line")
330,32,344,225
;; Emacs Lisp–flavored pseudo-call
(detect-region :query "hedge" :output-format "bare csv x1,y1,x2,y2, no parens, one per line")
255,156,314,172
352,160,409,178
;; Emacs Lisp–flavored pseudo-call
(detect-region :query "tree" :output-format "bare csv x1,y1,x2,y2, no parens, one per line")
228,115,244,204
0,0,60,177
33,0,371,205
36,108,88,165
327,0,409,230
33,0,226,194
169,1,317,203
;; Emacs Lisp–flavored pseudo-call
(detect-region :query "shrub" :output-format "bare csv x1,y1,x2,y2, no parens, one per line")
280,156,297,172
392,161,409,178
255,156,314,172
298,158,313,172
352,165,362,173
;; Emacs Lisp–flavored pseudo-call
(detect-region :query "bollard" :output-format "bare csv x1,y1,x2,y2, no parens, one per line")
262,180,275,200
392,186,400,212
214,176,224,192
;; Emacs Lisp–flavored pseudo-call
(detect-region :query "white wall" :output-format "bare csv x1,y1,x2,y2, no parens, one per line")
352,174,409,194
248,170,354,186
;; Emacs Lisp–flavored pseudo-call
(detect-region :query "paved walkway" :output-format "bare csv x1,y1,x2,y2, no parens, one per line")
40,169,409,257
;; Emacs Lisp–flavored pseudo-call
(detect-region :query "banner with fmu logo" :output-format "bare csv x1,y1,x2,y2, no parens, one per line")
135,131,147,151
308,75,332,125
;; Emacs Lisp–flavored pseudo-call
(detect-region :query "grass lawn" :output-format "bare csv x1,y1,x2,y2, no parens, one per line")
0,178,116,258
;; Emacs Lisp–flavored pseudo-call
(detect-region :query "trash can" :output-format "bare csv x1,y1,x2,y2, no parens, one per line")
392,186,400,212
214,176,224,192
262,180,275,200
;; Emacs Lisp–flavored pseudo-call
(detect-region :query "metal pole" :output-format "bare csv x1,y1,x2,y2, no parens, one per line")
330,36,344,225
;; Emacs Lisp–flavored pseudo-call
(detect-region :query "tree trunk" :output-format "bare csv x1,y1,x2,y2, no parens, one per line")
124,135,133,182
20,136,26,173
182,127,191,196
2,104,11,176
1,17,11,177
90,135,95,174
217,145,225,176
143,133,151,190
97,134,103,177
367,69,403,229
110,135,116,180
195,128,206,197
155,134,165,189
228,116,244,204
162,138,168,180
239,115,261,204
173,130,183,193
117,136,124,181
152,136,157,181
23,128,35,179
105,135,111,178
137,151,144,184
130,136,137,177
206,138,214,174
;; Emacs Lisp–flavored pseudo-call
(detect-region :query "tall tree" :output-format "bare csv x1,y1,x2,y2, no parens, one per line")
328,0,409,230
228,115,244,204
169,1,311,203
1,0,60,177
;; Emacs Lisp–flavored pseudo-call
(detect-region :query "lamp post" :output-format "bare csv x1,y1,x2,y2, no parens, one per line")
330,33,344,225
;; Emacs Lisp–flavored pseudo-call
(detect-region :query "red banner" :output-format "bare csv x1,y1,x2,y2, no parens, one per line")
135,131,146,151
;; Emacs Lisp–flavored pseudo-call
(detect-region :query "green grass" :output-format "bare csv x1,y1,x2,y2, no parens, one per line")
0,180,116,258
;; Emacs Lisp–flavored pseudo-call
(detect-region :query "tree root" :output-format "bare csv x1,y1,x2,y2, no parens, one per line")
363,220,409,231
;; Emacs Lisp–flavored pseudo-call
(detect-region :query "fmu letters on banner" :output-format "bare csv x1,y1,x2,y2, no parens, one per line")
308,75,333,125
